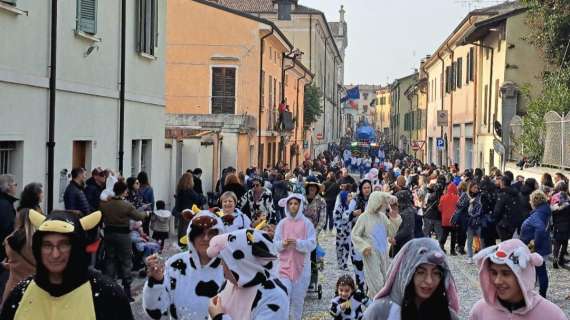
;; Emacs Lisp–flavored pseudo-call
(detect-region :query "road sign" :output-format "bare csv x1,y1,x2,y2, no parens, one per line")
411,140,425,151
437,110,449,127
436,138,445,150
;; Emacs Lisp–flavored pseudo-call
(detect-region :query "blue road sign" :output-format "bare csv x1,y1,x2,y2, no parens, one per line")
436,138,445,150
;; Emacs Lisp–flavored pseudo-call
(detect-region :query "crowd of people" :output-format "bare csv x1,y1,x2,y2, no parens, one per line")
0,144,568,319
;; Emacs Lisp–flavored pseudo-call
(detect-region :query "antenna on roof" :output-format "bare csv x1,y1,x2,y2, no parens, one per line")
454,0,505,11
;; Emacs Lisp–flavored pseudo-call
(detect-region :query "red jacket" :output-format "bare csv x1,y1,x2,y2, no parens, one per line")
438,183,459,227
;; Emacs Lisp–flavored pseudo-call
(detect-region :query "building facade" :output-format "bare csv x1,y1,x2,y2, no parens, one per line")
390,73,417,154
423,2,544,171
0,0,168,209
375,86,392,142
165,0,313,191
342,84,383,137
209,0,347,156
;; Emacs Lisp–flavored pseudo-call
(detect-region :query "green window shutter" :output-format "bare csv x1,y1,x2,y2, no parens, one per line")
77,0,97,35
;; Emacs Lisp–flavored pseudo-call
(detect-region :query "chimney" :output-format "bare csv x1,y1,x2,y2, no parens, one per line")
274,0,294,20
340,5,345,23
339,5,346,37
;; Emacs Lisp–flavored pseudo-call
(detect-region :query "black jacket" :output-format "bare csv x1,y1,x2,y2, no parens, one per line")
492,186,523,231
424,184,444,221
223,183,246,202
0,192,17,261
193,176,203,195
84,177,105,210
324,180,340,208
63,181,93,215
174,189,205,215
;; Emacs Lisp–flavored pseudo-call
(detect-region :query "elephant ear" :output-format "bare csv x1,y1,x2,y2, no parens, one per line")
80,211,102,231
29,209,47,228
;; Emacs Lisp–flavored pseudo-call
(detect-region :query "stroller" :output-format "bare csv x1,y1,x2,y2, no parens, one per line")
307,242,325,299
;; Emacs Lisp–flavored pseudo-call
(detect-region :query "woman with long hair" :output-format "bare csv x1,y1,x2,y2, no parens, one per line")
125,176,144,210
223,174,246,201
174,173,205,246
364,238,460,320
2,183,43,302
137,171,155,234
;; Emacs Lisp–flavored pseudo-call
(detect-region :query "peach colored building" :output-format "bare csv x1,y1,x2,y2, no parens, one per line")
165,0,312,191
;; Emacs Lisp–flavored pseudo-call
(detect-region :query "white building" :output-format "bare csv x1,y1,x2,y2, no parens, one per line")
0,0,169,210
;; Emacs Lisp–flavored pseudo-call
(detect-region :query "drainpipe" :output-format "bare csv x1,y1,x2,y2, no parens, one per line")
47,0,58,212
444,43,454,167
295,69,308,167
118,0,126,174
421,63,430,162
436,51,446,166
333,57,338,140
258,27,274,167
280,51,295,163
309,15,313,70
323,39,328,142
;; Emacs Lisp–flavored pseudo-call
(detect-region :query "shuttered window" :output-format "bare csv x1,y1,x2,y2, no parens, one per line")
211,67,236,114
2,0,18,5
137,0,159,55
469,48,475,82
457,58,463,89
77,0,97,35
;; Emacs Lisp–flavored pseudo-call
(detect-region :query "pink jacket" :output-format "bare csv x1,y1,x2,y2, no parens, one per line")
469,239,567,320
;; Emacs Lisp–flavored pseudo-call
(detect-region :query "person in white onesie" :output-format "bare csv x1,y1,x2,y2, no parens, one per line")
274,194,316,320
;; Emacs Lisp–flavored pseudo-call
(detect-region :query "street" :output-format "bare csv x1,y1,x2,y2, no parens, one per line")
130,229,570,319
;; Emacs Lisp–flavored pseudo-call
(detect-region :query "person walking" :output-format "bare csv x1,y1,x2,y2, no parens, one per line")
1,182,43,302
520,190,551,298
174,173,205,246
493,175,523,241
137,171,155,235
85,167,107,210
0,174,19,295
63,168,93,216
100,180,148,302
324,172,340,232
439,183,460,255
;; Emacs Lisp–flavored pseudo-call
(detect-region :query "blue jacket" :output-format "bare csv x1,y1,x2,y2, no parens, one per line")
520,203,552,256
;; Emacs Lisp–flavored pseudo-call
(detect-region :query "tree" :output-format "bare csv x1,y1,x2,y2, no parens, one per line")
303,84,323,129
515,1,570,161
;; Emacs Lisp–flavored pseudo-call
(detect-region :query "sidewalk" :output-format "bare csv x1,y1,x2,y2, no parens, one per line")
505,161,569,181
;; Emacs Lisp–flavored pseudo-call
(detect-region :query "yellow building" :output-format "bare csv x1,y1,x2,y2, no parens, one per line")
422,2,544,171
375,87,391,142
165,0,312,190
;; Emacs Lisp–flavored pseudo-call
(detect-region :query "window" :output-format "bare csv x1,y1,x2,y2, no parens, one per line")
211,67,236,114
77,0,97,35
0,141,16,174
261,71,265,108
494,79,500,119
445,66,450,93
451,62,457,91
268,75,273,109
468,48,475,82
456,58,463,89
483,84,489,125
137,0,159,56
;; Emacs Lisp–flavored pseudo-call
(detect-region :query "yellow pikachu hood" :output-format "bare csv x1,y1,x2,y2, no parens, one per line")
30,210,102,297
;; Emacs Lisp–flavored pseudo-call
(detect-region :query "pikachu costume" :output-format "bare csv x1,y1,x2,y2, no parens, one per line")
0,210,133,320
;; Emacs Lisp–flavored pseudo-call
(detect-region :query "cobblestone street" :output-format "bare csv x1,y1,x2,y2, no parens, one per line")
131,230,570,319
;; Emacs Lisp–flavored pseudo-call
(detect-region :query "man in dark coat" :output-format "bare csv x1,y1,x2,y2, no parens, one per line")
0,174,18,295
192,168,204,196
84,167,107,210
493,175,523,241
64,168,93,216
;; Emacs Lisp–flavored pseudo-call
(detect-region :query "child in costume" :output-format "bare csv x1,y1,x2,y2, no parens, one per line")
274,194,317,320
206,229,289,320
330,274,370,320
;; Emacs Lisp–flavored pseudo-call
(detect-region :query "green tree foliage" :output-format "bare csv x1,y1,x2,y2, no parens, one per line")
303,84,323,129
521,0,570,66
516,1,570,161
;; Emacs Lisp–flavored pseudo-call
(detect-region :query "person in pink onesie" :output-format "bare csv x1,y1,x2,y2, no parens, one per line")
274,193,317,320
469,239,567,320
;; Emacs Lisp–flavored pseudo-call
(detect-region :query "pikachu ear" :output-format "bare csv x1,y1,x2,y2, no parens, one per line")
215,210,224,217
80,211,102,231
191,205,201,214
29,209,47,228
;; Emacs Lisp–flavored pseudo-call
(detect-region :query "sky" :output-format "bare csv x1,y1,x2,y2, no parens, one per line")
300,0,494,86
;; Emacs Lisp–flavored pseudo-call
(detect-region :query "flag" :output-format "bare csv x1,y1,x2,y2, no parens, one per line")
341,86,360,103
